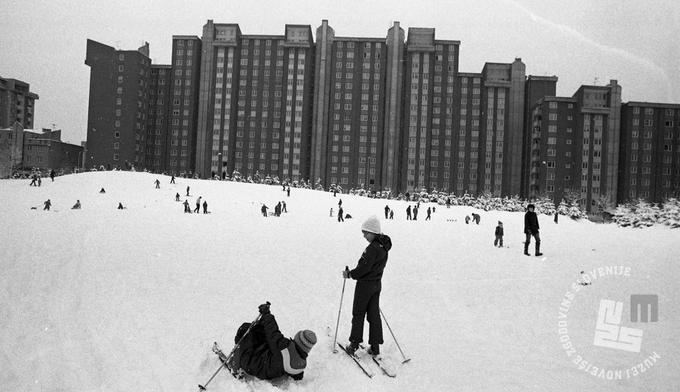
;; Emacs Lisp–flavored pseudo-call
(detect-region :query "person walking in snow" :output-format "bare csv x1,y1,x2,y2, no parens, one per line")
50,169,55,182
389,209,394,220
175,192,180,202
282,201,287,213
406,205,412,220
72,200,81,209
524,204,542,256
202,200,208,214
384,205,390,219
226,303,316,381
338,206,344,222
30,174,37,186
194,197,202,213
425,207,431,220
154,179,160,189
117,202,125,210
43,199,51,211
342,215,392,356
471,213,480,225
183,199,191,213
186,186,190,196
170,175,175,184
494,221,504,247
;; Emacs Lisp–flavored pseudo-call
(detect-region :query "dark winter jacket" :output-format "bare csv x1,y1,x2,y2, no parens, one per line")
238,314,308,380
349,234,392,281
495,225,504,236
524,211,540,234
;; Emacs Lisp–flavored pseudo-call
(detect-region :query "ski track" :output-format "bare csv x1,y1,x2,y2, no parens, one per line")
0,171,679,392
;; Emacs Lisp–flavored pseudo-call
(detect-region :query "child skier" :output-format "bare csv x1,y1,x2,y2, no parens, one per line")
494,221,504,247
226,303,316,381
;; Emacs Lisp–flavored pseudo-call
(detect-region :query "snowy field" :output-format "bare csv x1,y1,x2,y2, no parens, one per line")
1,171,679,392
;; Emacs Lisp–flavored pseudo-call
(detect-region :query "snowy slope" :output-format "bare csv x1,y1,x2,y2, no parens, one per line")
1,171,679,392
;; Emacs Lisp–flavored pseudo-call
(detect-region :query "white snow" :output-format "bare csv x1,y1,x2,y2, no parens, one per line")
1,171,679,392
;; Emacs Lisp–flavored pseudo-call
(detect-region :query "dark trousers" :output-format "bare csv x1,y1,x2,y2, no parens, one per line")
350,281,383,346
494,235,503,247
525,232,541,252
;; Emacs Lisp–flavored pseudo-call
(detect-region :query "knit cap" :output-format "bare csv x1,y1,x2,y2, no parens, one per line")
294,330,317,354
361,215,381,234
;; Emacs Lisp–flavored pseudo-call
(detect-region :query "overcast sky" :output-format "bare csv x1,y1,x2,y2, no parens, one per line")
2,0,678,144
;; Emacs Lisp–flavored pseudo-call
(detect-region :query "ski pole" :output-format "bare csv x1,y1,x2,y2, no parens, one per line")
380,307,411,363
198,302,269,391
332,267,349,353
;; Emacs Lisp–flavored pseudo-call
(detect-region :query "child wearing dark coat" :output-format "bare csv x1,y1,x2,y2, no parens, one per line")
494,221,504,247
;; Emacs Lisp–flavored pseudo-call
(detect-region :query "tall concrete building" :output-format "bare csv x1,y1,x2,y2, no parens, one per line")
619,102,680,203
0,77,39,129
194,21,315,181
528,80,622,211
85,40,151,170
147,65,173,172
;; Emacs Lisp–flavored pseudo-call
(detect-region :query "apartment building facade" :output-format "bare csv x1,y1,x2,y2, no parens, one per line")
0,77,39,129
619,102,680,203
85,39,151,170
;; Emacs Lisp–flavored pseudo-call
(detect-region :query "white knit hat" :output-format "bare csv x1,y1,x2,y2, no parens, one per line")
361,215,381,234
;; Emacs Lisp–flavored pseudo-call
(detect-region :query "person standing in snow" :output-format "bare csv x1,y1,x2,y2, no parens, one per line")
175,192,180,202
194,196,202,213
389,209,394,220
117,202,125,210
261,204,269,217
524,204,542,256
170,175,175,184
186,186,190,196
282,201,287,213
226,303,316,381
343,215,391,356
154,179,160,189
425,207,431,220
554,212,559,224
384,205,390,219
202,200,208,214
287,187,291,197
494,221,504,247
413,206,418,221
465,215,470,224
338,206,344,222
183,199,191,213
50,169,56,182
43,199,51,210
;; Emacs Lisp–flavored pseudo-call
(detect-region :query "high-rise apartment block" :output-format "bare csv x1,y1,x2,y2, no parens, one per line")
0,77,39,129
84,20,679,210
619,102,680,203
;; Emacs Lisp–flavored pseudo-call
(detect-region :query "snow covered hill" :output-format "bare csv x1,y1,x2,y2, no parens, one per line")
1,171,679,392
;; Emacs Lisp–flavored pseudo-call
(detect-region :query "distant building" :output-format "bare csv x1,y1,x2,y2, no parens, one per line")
85,39,151,170
528,80,622,212
619,102,680,203
0,77,39,129
0,124,83,177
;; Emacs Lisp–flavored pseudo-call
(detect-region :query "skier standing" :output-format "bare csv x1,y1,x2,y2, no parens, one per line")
343,215,391,356
524,204,542,256
226,303,316,381
494,221,504,247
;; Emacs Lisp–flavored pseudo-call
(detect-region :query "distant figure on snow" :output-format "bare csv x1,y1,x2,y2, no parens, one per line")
494,221,504,247
43,199,51,211
154,179,160,189
465,215,470,224
406,205,412,220
72,200,81,210
99,188,106,194
202,200,208,214
524,204,542,256
225,303,316,381
117,202,125,210
175,192,180,202
412,206,418,221
384,205,390,219
186,186,190,196
287,187,291,197
170,175,176,184
471,213,480,225
183,199,191,213
554,212,559,224
261,204,269,217
50,169,56,182
425,207,431,221
194,197,202,213
389,210,394,220
330,207,334,217
282,201,287,213
338,206,344,222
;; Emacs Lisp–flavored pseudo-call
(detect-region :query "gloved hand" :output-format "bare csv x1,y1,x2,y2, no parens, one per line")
258,302,271,315
342,267,351,279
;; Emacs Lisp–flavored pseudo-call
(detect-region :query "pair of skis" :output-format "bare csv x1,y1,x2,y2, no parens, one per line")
337,343,397,378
